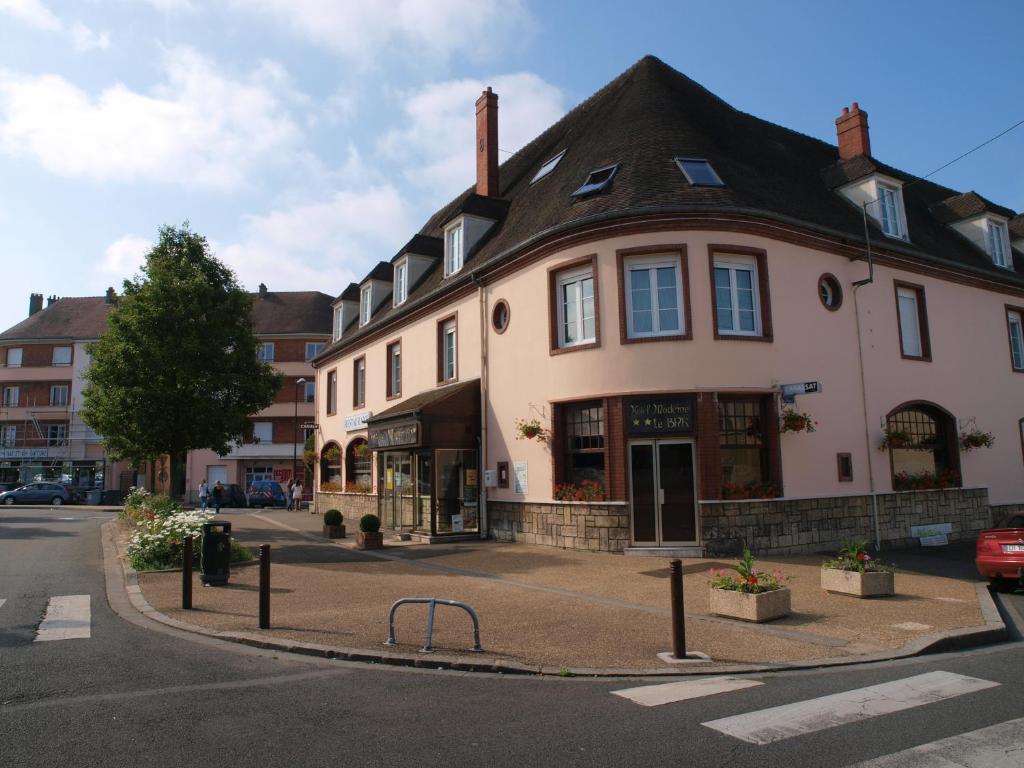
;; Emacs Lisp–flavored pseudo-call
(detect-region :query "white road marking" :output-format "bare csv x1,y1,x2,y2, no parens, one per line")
702,671,999,745
848,715,1024,767
0,598,6,610
34,595,91,642
613,677,763,707
56,517,76,521
892,622,932,631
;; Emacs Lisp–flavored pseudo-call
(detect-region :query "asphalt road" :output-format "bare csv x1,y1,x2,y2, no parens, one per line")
2,507,1023,767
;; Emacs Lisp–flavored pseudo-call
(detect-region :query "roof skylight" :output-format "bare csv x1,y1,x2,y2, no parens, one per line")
531,149,566,184
675,158,724,187
572,164,619,198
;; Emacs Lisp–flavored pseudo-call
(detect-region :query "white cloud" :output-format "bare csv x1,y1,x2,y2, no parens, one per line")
378,72,565,198
100,234,151,281
136,0,199,12
0,47,302,188
230,0,531,63
0,0,110,51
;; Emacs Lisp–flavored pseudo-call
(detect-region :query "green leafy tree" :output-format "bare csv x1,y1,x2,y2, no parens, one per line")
82,224,282,489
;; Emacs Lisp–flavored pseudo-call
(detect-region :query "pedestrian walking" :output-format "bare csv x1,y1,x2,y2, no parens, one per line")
198,478,209,513
213,480,224,514
291,480,303,512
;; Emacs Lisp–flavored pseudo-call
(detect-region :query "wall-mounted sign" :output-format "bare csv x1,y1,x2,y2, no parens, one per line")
513,461,528,494
0,448,48,460
344,412,372,431
300,422,318,431
780,381,821,404
625,395,695,436
910,522,952,547
368,420,420,450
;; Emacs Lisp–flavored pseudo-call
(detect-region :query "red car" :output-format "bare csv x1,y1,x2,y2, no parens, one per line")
976,513,1024,592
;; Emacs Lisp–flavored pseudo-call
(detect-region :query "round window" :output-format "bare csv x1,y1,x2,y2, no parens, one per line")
818,274,842,311
491,299,510,333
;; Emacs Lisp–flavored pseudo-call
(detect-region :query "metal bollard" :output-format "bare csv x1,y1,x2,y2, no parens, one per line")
259,544,271,629
669,558,685,659
182,535,193,610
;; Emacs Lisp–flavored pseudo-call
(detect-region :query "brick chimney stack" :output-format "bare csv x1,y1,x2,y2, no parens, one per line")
29,293,43,317
835,102,871,160
47,294,59,307
475,87,499,197
258,283,268,299
105,287,116,304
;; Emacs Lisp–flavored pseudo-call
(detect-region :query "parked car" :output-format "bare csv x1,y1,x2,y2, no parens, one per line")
975,513,1024,592
246,480,287,508
0,482,16,493
0,482,77,506
216,483,247,508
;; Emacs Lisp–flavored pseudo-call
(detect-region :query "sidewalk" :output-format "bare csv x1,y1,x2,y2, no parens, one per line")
128,508,998,672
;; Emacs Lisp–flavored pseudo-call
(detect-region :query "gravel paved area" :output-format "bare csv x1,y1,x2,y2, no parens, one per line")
132,509,985,670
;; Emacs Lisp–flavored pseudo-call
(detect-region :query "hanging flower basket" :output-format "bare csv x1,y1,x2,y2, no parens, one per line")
353,442,372,459
959,428,994,451
779,407,817,434
514,417,550,444
322,446,341,461
879,427,912,451
302,448,318,468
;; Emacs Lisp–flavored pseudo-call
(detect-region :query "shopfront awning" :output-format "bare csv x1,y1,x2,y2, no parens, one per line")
367,379,480,451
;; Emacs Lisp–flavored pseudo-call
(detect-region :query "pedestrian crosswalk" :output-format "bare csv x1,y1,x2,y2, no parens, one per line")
0,594,92,643
849,716,1024,767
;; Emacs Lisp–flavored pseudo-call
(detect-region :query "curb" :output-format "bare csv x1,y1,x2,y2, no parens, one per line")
102,520,1010,678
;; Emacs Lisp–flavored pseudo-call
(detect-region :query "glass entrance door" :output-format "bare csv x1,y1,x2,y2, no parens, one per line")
629,440,697,545
379,453,414,530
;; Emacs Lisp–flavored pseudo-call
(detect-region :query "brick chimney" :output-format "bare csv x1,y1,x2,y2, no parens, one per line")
105,287,116,304
835,102,871,160
29,293,43,317
258,283,268,299
475,87,499,197
47,294,59,307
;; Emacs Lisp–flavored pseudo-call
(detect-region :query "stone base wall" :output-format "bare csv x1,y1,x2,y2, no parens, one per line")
314,491,379,528
991,503,1024,522
487,500,630,553
700,488,996,556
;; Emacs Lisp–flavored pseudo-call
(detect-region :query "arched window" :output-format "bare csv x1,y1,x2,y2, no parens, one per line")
886,403,960,490
320,442,342,488
346,438,372,493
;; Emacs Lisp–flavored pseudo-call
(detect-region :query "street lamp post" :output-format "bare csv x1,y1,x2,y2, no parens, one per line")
293,377,306,493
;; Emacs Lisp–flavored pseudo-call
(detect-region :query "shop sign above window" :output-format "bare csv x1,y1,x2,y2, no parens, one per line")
368,420,420,450
625,395,695,435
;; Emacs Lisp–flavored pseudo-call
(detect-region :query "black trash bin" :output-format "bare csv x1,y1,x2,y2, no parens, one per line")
200,521,232,586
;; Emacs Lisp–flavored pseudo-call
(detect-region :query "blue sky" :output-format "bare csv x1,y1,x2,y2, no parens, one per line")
1,0,1021,333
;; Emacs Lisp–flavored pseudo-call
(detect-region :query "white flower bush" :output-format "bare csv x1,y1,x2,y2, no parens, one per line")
127,509,214,570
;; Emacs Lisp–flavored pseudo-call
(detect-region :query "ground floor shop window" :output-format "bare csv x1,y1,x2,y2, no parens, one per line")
435,449,479,534
346,438,372,492
886,403,960,489
563,400,606,488
245,465,273,486
719,398,774,497
320,442,342,487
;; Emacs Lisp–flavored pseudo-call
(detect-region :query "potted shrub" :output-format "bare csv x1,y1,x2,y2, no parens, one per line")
322,509,346,539
357,513,383,550
821,539,895,598
708,548,791,622
779,407,817,434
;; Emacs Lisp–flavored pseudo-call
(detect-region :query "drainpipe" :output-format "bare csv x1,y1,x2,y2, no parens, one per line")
852,202,881,550
471,270,488,540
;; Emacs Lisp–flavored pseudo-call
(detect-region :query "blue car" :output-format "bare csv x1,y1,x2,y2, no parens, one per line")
1,482,78,506
246,480,287,508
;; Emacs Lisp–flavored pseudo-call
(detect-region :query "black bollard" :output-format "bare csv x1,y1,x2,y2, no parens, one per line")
669,558,685,659
259,544,271,629
182,535,193,610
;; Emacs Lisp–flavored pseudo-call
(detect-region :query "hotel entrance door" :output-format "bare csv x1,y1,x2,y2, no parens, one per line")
629,440,697,545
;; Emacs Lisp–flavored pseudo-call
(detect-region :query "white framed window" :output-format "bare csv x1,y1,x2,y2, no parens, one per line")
896,284,928,359
556,266,597,347
1,425,15,447
625,256,684,338
359,285,372,326
445,223,464,277
305,342,324,361
714,257,761,336
387,342,402,397
877,183,905,239
304,380,315,403
393,259,409,306
1009,310,1024,371
256,342,274,362
6,348,22,368
988,220,1011,268
50,384,68,407
353,357,365,407
2,386,19,407
47,424,66,446
332,307,343,340
252,421,273,444
439,318,457,382
52,346,71,366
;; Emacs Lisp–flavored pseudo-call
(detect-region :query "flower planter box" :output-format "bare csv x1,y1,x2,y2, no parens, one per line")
356,531,384,550
323,523,346,539
709,587,791,622
821,568,894,598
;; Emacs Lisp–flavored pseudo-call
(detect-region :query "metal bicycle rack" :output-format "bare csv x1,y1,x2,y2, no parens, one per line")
385,597,484,653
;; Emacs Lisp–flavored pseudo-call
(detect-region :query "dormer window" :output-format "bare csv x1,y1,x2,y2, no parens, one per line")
675,158,724,187
572,164,618,198
359,285,372,326
445,223,464,277
987,219,1011,268
877,183,904,239
836,173,908,241
394,258,409,306
531,149,566,184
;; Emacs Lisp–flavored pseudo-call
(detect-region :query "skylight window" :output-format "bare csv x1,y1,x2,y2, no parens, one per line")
531,149,566,184
572,164,619,198
675,158,724,187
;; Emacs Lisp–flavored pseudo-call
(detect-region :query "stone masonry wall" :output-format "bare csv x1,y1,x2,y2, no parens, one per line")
488,500,630,553
700,488,996,556
314,491,379,528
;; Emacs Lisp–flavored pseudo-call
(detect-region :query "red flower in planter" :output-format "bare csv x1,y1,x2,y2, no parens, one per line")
857,553,867,561
747,575,758,584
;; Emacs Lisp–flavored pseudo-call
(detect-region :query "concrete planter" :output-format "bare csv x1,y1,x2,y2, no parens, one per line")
821,568,894,598
323,524,346,539
709,587,791,622
356,531,383,550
